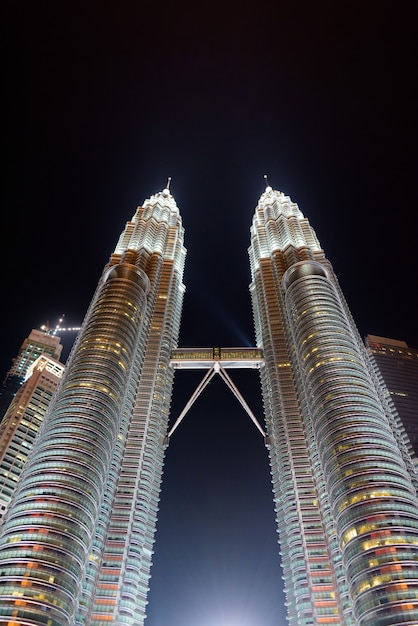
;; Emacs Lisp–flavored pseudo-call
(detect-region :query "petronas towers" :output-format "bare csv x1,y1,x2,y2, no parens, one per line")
0,183,417,626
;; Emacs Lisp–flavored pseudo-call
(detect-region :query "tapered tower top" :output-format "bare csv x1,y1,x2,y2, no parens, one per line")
112,182,185,266
141,181,179,215
249,181,323,268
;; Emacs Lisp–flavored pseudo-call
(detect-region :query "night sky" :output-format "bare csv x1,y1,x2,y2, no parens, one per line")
2,2,418,625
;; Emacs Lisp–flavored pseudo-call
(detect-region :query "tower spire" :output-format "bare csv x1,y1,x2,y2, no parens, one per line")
163,176,172,195
263,174,272,192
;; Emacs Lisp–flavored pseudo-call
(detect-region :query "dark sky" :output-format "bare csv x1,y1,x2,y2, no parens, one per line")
2,2,418,625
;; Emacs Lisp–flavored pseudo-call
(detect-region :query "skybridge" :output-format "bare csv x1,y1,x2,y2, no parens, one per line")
168,347,267,443
170,346,263,369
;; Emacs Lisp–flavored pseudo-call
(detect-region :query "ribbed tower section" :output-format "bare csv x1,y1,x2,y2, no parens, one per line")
249,186,418,626
0,187,186,626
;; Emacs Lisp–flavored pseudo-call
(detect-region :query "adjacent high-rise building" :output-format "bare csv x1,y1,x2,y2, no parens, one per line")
0,328,63,422
0,183,417,626
365,335,418,463
0,354,65,522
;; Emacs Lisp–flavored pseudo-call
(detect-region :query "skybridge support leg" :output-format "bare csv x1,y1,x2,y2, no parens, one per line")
167,365,218,439
216,363,266,437
167,361,266,442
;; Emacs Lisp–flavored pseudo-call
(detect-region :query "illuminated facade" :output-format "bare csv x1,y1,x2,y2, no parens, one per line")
0,183,417,626
249,186,418,625
0,186,186,626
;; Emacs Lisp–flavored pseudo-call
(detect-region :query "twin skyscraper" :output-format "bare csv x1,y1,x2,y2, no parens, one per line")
0,184,417,625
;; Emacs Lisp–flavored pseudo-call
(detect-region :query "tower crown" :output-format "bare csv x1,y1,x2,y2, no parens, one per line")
113,186,186,265
141,187,180,223
249,186,322,264
257,186,304,220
